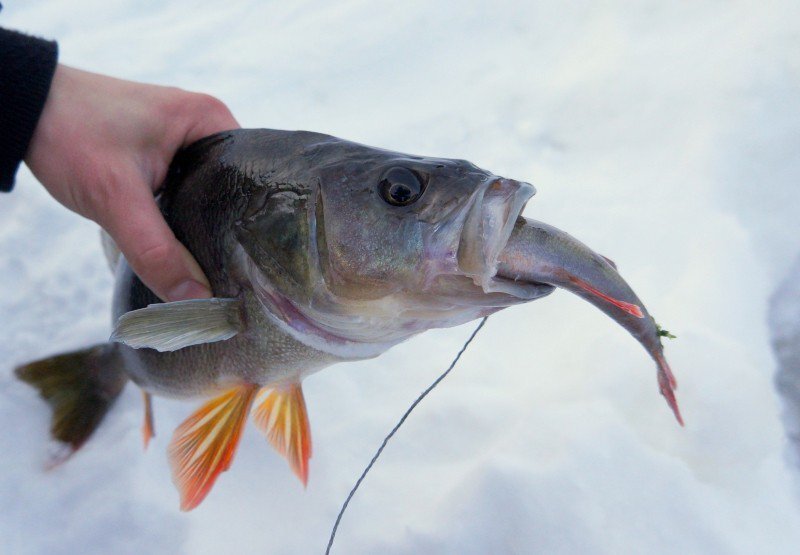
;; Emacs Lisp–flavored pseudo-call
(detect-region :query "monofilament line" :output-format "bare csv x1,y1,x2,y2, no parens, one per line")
324,316,489,554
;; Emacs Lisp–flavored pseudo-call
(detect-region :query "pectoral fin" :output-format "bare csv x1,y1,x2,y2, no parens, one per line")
568,275,644,318
252,383,312,486
168,385,258,511
111,298,243,352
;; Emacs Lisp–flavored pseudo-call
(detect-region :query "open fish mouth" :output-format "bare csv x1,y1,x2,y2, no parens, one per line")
456,177,556,300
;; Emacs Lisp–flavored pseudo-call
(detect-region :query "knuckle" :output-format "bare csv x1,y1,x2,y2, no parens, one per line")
74,176,114,221
195,93,228,114
158,88,190,121
189,93,234,125
163,91,235,143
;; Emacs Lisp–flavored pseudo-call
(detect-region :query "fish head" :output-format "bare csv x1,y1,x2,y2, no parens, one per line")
233,131,553,357
314,146,554,301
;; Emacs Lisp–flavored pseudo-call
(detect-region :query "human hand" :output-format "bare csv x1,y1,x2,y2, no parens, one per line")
25,64,239,302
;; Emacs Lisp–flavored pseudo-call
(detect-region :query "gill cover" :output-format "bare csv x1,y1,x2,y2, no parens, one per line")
236,182,317,306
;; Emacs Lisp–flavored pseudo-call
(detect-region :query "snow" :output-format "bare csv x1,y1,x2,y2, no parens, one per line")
2,1,800,553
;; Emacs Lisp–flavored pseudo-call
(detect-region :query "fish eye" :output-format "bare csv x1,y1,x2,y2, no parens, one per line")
379,167,425,206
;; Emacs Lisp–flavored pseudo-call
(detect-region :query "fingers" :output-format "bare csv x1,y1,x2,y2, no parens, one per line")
181,93,240,147
106,91,235,300
25,66,227,303
98,181,212,303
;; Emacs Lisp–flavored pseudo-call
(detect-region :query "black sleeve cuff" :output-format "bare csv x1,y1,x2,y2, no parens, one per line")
0,27,58,192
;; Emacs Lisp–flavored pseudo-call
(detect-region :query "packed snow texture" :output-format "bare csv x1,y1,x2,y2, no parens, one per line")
2,1,799,554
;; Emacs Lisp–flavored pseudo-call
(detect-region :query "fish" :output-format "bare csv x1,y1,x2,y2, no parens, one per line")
497,218,682,424
15,129,681,511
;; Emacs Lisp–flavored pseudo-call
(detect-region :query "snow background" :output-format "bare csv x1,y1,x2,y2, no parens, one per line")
2,1,800,553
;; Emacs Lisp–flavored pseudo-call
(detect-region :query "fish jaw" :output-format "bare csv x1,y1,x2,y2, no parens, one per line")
495,217,683,425
455,178,556,301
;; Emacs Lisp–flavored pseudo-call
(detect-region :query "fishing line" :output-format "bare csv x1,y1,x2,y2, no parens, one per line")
324,316,489,555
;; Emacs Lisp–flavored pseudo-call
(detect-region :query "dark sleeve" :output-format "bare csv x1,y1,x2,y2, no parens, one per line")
0,27,58,192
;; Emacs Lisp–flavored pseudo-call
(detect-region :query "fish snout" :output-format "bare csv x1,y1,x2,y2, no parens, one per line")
452,177,555,300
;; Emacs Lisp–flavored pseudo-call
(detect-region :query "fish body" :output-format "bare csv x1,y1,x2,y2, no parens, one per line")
16,129,680,510
114,129,552,395
112,256,339,397
497,217,681,422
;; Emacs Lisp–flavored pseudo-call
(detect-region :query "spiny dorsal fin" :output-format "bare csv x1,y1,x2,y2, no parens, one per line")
110,298,242,352
601,254,617,269
252,383,312,486
168,385,258,511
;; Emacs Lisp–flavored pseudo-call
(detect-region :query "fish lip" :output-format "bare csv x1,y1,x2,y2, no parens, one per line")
456,177,553,299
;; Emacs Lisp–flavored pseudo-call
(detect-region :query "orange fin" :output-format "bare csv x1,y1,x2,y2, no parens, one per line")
252,383,312,486
168,385,258,511
142,391,155,450
656,354,684,426
569,275,644,318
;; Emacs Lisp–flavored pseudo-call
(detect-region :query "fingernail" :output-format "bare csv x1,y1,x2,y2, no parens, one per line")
168,279,212,302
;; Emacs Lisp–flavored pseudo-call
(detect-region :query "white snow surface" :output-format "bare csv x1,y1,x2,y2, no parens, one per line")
2,1,800,553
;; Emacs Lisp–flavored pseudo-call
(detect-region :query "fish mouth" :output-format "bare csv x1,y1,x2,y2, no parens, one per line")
456,177,555,300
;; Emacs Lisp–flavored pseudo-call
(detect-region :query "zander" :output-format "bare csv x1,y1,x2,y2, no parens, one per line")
16,129,681,511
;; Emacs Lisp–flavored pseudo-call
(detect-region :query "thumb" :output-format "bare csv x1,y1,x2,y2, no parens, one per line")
99,184,212,302
180,93,240,147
